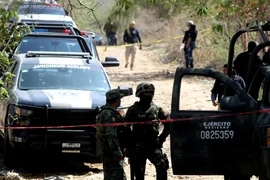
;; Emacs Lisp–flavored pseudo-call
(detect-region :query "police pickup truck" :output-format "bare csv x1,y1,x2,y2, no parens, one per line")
0,50,131,167
170,21,270,180
0,23,128,167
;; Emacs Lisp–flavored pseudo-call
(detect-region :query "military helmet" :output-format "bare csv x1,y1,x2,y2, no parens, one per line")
135,83,155,97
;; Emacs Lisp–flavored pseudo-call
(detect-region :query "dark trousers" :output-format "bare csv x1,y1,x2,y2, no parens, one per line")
107,34,116,46
133,146,168,180
103,157,126,180
184,41,196,68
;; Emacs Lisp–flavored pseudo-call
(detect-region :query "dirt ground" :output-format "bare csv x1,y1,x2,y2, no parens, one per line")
0,45,259,179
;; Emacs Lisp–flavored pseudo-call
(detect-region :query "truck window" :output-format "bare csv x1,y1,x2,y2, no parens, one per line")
179,75,237,111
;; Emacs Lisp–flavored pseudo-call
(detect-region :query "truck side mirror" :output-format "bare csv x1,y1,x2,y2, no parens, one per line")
118,85,133,97
219,96,247,110
101,57,120,67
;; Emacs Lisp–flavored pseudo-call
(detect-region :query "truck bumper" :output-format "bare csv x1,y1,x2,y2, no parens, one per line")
9,128,100,161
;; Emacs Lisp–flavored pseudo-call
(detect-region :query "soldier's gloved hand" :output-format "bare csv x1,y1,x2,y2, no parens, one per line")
124,148,131,158
139,44,142,50
114,156,123,162
157,136,166,148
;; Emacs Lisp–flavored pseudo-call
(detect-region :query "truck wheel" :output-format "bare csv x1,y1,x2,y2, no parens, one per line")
3,131,17,168
224,175,250,180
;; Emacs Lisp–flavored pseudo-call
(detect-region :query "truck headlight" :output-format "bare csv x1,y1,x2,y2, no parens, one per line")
15,107,33,116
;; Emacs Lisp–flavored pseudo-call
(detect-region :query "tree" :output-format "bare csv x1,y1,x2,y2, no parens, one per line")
114,0,269,50
0,9,29,99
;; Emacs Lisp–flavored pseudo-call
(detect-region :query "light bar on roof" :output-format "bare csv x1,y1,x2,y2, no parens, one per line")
26,51,90,58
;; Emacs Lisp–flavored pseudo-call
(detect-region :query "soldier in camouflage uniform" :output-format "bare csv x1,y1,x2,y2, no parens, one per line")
125,83,170,180
96,89,127,180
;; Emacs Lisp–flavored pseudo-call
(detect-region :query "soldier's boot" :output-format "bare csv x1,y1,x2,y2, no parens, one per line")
155,153,169,180
156,167,167,180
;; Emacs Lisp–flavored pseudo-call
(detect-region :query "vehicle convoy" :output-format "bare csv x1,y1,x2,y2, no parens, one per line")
7,23,114,63
0,50,131,167
170,21,270,180
17,1,77,27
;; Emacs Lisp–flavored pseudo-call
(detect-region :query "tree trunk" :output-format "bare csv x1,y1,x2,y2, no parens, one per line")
241,19,247,51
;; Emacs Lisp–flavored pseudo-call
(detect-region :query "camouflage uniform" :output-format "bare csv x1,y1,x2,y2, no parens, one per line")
96,89,127,180
125,83,170,180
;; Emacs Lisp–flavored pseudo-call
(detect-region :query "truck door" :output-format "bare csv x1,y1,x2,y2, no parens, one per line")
248,69,270,179
170,68,257,176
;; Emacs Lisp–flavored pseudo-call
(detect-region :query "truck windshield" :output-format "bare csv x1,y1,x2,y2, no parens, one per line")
16,36,84,54
18,65,110,92
19,6,65,15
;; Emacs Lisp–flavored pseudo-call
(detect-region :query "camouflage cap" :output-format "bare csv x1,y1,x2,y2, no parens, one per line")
106,89,125,100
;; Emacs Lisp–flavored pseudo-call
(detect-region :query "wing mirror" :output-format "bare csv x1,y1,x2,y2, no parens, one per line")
101,57,120,67
118,85,133,97
219,96,247,111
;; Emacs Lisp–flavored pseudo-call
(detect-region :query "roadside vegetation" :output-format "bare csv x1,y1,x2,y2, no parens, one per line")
61,0,269,69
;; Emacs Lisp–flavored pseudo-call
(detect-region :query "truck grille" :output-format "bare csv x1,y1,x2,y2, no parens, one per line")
48,109,97,126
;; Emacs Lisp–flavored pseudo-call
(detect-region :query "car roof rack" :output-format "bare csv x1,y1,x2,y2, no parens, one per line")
26,51,91,58
11,22,82,36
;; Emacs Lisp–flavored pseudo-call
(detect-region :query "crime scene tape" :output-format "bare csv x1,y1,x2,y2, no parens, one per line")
103,28,212,51
3,108,270,130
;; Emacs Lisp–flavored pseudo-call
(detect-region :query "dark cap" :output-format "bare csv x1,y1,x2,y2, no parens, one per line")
106,89,124,100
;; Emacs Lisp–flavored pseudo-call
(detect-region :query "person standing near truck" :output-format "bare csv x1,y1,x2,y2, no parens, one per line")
211,64,246,108
233,41,262,81
124,82,170,180
123,20,142,70
182,20,197,68
96,89,127,180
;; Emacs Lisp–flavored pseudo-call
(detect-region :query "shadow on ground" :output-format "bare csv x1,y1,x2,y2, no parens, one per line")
0,152,103,179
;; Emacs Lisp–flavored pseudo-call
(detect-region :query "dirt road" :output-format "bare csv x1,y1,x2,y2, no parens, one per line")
0,45,258,179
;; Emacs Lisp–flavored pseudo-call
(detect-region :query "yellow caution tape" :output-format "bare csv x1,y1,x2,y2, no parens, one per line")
103,28,212,51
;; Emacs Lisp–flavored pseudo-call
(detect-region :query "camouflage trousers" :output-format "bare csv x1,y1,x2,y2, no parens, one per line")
103,157,127,180
131,146,169,180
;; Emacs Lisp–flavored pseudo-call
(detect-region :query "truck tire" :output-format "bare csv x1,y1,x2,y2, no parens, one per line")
3,130,17,168
224,175,250,180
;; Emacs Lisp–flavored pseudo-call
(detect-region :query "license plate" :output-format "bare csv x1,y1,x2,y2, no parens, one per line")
62,143,80,148
62,150,80,153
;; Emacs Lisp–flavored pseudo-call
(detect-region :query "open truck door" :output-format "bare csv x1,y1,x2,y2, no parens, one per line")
170,67,257,178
